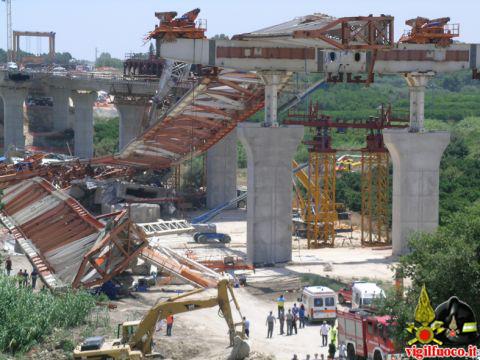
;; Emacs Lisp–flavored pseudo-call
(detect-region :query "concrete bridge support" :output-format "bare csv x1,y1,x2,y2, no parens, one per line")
260,72,282,127
50,88,70,131
238,123,303,265
206,129,237,209
115,101,146,150
0,87,28,153
71,90,96,159
384,130,450,255
404,72,434,133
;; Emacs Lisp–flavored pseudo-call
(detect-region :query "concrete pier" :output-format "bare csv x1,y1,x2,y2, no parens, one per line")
384,129,450,255
50,87,70,131
0,87,28,152
71,90,96,159
404,72,434,133
115,102,146,150
206,129,237,209
238,123,303,265
260,72,282,127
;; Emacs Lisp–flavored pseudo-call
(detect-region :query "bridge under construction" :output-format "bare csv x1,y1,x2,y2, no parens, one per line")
0,8,477,287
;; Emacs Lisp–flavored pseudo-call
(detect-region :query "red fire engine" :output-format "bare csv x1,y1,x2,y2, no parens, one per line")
338,309,396,360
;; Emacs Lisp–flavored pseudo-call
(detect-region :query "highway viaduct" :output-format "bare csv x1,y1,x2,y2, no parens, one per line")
157,13,480,263
0,70,158,158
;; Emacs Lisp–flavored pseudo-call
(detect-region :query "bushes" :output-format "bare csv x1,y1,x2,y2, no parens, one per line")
0,276,96,353
94,117,119,156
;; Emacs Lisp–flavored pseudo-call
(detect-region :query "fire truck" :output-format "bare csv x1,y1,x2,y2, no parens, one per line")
337,309,396,360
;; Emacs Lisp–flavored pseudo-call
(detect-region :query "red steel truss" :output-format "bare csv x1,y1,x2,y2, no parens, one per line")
0,177,148,290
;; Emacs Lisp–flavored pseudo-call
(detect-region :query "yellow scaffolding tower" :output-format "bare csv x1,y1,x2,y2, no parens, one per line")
306,151,337,248
360,150,390,245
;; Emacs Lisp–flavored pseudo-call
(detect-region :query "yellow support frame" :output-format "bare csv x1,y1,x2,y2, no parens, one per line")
361,151,390,245
306,152,337,248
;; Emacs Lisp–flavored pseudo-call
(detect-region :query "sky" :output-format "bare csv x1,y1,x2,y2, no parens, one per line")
1,0,478,61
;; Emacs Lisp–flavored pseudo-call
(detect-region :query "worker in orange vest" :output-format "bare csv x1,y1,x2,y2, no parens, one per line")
166,315,174,336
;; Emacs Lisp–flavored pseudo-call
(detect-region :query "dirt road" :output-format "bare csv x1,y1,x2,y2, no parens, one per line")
168,287,330,360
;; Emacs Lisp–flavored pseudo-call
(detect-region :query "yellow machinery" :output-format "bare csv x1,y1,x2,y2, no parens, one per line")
73,279,244,359
360,133,390,245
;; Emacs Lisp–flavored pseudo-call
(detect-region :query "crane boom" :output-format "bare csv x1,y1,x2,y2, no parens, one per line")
73,279,245,359
3,0,12,61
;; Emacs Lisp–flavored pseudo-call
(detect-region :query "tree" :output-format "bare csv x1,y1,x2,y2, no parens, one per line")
379,202,480,347
53,52,73,65
148,43,155,57
212,34,229,40
95,52,123,69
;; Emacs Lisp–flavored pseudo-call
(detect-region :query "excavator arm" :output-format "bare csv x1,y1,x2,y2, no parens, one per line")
129,279,243,355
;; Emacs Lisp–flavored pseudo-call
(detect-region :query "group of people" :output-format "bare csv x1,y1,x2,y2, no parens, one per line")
3,256,39,289
265,294,307,338
16,268,38,289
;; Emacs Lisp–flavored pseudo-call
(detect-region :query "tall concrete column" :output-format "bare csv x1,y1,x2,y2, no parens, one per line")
115,101,146,150
260,72,283,127
206,129,237,209
384,129,450,256
71,90,96,159
404,72,434,133
238,123,303,265
0,87,27,153
50,87,70,131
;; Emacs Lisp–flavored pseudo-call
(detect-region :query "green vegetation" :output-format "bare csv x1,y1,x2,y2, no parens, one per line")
379,201,480,347
299,273,345,292
95,52,123,69
283,72,480,222
0,276,96,353
94,117,119,156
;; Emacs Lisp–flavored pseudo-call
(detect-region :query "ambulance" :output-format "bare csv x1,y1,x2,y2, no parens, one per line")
298,286,337,322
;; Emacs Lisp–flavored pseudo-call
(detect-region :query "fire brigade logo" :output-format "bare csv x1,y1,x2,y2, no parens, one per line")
406,285,478,346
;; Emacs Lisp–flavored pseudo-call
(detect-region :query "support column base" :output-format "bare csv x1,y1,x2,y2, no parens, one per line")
384,129,450,256
238,123,304,265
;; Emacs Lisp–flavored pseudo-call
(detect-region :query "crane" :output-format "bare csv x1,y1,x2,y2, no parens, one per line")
73,279,246,359
2,0,12,61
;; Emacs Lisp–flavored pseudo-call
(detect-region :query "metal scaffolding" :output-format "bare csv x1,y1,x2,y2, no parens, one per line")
306,151,337,248
361,148,390,245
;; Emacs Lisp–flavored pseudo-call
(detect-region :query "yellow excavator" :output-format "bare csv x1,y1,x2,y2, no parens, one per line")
73,279,244,359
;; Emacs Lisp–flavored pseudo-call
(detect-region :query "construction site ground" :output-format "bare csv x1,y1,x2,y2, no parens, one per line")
0,208,397,360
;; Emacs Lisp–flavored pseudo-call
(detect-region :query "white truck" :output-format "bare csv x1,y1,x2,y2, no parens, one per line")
351,282,385,309
298,286,337,322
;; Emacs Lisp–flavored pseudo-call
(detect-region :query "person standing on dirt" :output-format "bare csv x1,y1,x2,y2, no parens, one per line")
30,268,38,289
292,303,299,318
277,294,285,318
292,310,298,335
320,321,331,346
279,310,285,335
5,256,12,276
166,315,174,336
243,317,250,338
266,311,276,338
286,309,293,336
299,304,306,328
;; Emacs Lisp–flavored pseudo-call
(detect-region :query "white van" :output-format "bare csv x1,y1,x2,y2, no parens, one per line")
351,282,384,309
299,286,337,322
